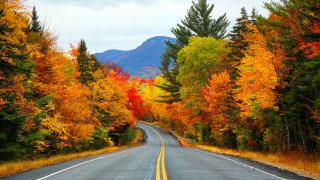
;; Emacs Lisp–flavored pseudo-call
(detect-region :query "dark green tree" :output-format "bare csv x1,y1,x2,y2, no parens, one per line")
249,8,258,25
228,7,249,80
30,6,42,32
157,0,229,103
228,7,258,79
77,39,101,84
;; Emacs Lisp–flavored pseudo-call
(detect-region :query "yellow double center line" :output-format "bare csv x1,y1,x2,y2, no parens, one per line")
150,127,168,180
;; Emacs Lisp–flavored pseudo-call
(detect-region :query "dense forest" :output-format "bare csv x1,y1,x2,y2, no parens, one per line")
0,0,147,161
143,0,320,154
0,0,319,162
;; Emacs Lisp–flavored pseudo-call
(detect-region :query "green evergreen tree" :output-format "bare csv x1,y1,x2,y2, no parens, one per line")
77,39,101,84
249,8,258,25
77,39,90,83
228,7,258,79
158,0,230,103
30,6,42,32
228,7,249,80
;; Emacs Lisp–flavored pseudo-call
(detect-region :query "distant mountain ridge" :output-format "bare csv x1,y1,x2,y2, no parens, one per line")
94,36,176,79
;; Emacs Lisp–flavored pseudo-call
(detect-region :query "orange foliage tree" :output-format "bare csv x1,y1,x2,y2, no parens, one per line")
235,26,278,119
203,70,232,135
27,40,96,151
0,0,37,159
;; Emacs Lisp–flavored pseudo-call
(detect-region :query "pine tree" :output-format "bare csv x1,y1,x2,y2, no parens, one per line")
158,0,229,103
228,7,259,79
77,39,100,84
228,7,249,80
249,8,258,25
77,39,90,83
30,6,42,32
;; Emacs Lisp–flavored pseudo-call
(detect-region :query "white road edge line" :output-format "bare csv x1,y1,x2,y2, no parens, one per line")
189,147,287,180
37,140,150,180
144,123,286,180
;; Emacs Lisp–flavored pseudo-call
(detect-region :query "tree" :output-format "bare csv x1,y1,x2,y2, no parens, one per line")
158,0,229,103
228,7,249,79
176,36,228,111
1,0,152,160
234,26,280,150
77,39,100,84
203,71,231,120
30,6,42,32
235,26,278,119
127,78,146,120
77,39,89,83
140,76,171,122
0,0,35,160
174,36,229,143
203,70,235,147
89,69,134,144
249,8,258,25
228,7,259,80
262,0,320,153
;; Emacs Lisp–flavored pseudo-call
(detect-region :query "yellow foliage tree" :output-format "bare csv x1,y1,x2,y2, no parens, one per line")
90,70,133,132
235,26,278,119
140,76,170,122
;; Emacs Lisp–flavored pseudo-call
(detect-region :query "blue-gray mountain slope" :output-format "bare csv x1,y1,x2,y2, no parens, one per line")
94,36,176,79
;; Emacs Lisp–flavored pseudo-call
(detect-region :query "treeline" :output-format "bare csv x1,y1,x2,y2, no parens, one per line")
0,1,145,161
141,0,320,154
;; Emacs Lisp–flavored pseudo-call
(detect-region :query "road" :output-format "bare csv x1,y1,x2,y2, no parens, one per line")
5,122,304,180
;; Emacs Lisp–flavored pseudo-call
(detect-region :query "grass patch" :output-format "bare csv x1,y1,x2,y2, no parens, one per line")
182,141,320,179
0,128,145,178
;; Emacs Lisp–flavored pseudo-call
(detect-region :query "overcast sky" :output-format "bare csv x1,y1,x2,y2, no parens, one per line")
25,0,276,53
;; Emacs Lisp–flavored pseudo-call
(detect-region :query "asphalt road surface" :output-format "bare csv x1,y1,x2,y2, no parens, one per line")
5,122,305,180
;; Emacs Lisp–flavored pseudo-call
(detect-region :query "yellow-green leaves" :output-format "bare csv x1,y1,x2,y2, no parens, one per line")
177,36,228,109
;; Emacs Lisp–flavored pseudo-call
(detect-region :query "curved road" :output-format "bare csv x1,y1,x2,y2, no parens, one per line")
5,122,303,180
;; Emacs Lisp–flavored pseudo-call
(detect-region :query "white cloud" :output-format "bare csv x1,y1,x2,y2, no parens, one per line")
31,0,187,9
26,0,276,53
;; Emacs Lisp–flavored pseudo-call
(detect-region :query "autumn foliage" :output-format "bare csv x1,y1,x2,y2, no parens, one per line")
1,0,320,168
235,26,278,118
0,1,145,160
203,70,231,134
141,0,320,155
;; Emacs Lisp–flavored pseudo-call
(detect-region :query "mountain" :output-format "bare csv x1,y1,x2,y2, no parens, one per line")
94,36,176,79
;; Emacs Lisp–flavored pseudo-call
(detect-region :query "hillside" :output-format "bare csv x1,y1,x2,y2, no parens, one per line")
94,36,176,79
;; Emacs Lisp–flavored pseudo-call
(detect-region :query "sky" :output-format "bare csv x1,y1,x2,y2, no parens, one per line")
25,0,275,54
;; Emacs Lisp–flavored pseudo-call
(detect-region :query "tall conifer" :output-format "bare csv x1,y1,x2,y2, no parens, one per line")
77,39,100,84
30,6,42,32
158,0,229,103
